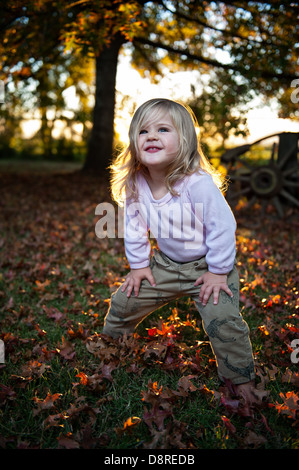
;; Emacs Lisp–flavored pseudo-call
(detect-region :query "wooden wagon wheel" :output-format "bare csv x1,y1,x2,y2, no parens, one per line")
220,132,299,217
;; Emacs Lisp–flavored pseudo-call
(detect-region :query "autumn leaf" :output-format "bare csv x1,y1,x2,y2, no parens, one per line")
4,297,14,310
260,412,274,435
42,305,65,322
275,391,299,419
13,360,49,382
189,348,204,373
42,412,66,430
156,322,175,337
176,375,198,395
266,364,279,381
147,327,157,337
143,341,168,362
221,415,236,435
85,335,107,355
57,433,80,449
199,383,220,398
32,392,62,415
220,393,240,415
281,369,299,387
67,323,88,340
1,171,298,449
100,362,118,382
34,323,47,338
0,383,16,405
75,372,88,386
85,334,119,361
242,430,267,448
143,405,171,433
57,337,76,361
124,416,141,429
33,279,51,291
114,416,141,436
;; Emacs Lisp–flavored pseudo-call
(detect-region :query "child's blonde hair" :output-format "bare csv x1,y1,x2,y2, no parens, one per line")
110,98,225,205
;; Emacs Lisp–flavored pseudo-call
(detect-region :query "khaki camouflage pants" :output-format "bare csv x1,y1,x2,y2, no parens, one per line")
103,249,255,385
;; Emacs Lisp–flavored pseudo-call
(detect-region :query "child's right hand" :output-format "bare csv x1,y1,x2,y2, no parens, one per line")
121,267,156,298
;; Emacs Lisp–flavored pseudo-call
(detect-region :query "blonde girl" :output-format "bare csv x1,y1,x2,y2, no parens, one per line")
110,98,224,205
103,98,256,398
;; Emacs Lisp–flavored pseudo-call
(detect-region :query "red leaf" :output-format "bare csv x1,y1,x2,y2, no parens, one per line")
221,415,236,435
57,337,76,361
0,383,16,404
275,391,299,419
260,413,274,435
100,363,117,381
75,372,88,386
32,392,62,415
147,327,157,337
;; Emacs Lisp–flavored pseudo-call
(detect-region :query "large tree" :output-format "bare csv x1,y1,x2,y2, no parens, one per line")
0,0,298,171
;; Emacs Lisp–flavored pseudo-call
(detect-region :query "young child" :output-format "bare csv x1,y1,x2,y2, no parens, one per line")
103,98,256,397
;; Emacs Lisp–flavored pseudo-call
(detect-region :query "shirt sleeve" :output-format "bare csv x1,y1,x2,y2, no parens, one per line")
189,174,237,274
124,198,151,269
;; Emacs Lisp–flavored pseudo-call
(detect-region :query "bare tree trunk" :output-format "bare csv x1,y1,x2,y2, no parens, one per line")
83,34,124,172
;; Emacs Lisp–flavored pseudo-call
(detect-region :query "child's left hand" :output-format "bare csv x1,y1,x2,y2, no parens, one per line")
194,271,233,306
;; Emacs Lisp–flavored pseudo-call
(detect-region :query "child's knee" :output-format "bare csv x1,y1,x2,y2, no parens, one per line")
109,287,139,318
102,312,135,338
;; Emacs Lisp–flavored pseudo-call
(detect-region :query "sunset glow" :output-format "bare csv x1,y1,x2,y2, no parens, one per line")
20,52,299,148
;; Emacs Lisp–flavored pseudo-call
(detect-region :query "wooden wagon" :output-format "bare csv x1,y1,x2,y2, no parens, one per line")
220,132,299,217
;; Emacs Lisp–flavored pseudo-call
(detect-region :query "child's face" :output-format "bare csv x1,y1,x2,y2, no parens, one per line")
137,112,179,174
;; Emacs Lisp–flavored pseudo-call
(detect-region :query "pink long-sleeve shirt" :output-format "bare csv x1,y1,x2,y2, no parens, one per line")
124,171,236,274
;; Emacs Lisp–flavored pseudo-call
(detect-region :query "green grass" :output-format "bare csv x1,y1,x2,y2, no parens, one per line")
0,168,298,450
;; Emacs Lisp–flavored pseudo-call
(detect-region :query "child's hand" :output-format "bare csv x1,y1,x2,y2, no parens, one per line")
121,267,156,298
194,271,233,306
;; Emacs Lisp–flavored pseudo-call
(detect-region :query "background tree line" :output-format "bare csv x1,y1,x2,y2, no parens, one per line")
0,0,298,171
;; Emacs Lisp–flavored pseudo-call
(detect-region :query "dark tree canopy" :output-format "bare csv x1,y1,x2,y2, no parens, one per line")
0,0,298,170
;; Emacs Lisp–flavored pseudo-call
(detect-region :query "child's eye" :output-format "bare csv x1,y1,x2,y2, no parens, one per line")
139,129,147,135
159,127,169,132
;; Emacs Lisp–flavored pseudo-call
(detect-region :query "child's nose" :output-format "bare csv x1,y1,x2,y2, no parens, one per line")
147,130,158,140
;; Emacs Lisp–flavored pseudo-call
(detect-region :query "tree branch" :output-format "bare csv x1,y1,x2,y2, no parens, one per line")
218,0,299,12
159,0,295,48
160,0,262,45
133,36,298,81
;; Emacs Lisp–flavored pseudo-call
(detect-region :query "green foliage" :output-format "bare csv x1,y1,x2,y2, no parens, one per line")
188,69,255,148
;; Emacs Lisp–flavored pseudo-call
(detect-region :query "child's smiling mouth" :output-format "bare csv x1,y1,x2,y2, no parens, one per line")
145,146,162,153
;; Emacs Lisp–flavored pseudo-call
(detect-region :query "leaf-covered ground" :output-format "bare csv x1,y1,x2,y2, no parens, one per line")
0,169,298,449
